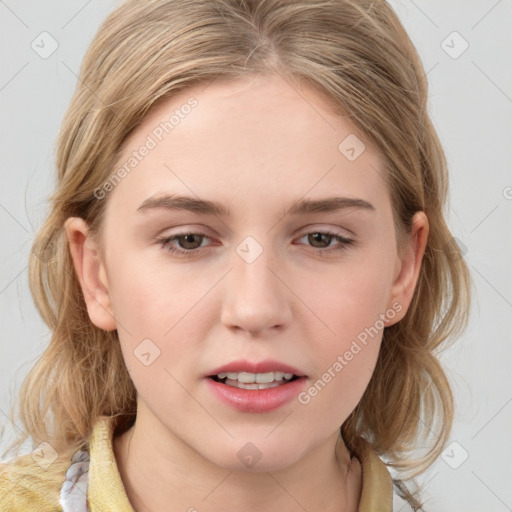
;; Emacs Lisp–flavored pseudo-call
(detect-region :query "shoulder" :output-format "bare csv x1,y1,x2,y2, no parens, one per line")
0,444,77,512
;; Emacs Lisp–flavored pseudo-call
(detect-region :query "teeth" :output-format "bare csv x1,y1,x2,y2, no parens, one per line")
256,372,273,383
228,380,283,390
239,371,257,383
216,371,295,383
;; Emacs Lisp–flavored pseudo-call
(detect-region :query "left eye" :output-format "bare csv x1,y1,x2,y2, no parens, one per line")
156,230,354,257
296,231,353,252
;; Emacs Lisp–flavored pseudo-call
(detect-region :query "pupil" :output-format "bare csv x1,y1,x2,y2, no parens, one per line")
310,233,330,248
181,234,201,249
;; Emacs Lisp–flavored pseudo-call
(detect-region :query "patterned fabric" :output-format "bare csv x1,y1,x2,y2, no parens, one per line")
59,449,90,512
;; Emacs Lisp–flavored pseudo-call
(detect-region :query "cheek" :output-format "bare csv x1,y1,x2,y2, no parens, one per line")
107,259,208,406
108,249,214,335
296,242,396,410
307,245,396,343
298,284,385,423
105,252,221,392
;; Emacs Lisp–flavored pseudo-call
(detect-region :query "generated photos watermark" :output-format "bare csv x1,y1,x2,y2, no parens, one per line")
93,97,198,200
297,301,403,405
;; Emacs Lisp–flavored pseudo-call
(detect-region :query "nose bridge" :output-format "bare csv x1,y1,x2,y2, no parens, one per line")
220,234,291,334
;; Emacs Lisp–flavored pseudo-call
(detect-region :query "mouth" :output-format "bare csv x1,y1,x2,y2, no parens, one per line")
205,360,307,413
209,371,301,390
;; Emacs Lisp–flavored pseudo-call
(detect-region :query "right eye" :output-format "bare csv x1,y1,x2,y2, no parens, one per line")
155,232,213,256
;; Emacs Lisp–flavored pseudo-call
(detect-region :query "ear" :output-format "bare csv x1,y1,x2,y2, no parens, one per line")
385,211,429,326
64,217,117,331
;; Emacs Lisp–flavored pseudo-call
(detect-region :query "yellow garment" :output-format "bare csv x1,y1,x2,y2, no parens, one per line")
0,415,393,511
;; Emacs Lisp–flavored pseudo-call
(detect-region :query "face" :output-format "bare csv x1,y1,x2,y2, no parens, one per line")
68,73,425,472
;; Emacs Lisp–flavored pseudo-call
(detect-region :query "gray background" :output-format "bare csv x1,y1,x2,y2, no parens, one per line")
1,1,511,510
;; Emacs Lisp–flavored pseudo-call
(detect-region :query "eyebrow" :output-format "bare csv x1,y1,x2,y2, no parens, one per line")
136,194,375,217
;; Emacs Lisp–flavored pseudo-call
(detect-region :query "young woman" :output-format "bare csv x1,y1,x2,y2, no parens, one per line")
0,1,471,510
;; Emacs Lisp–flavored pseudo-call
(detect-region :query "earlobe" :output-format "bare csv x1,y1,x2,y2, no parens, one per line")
386,212,429,326
64,217,117,331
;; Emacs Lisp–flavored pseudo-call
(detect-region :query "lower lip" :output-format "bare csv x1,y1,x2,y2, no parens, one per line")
205,377,307,413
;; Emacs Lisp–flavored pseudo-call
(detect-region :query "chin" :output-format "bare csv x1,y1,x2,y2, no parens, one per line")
203,437,307,473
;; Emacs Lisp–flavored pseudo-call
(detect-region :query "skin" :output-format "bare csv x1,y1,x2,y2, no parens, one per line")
65,72,428,512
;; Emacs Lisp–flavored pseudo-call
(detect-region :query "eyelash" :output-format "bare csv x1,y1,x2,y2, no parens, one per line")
155,230,354,258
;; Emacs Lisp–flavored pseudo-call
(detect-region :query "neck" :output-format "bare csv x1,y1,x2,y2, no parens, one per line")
113,411,362,512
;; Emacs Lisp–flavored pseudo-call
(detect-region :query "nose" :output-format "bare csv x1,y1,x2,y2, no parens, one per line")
220,242,292,337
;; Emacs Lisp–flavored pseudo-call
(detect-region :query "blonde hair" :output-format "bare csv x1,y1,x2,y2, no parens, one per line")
3,0,471,508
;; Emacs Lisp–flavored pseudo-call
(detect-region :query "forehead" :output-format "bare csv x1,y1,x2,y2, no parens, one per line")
104,73,387,216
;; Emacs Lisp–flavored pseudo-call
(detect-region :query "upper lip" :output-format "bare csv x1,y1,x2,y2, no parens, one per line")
207,359,306,377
